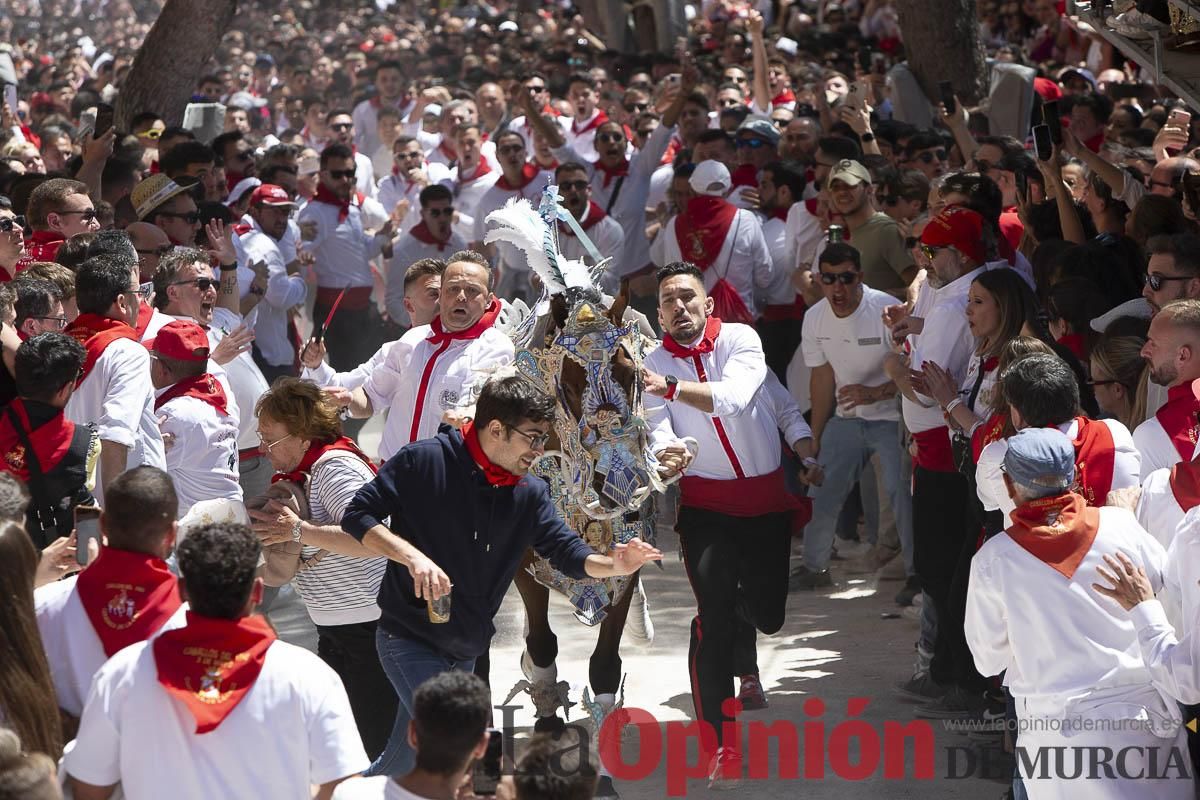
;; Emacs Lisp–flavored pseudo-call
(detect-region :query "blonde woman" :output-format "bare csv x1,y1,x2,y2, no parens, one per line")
1090,331,1150,431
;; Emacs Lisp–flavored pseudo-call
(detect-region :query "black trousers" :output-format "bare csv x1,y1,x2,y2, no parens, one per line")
314,302,386,373
678,506,791,747
756,317,803,388
911,466,970,687
316,620,399,760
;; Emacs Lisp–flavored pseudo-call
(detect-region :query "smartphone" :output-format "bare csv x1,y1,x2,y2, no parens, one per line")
3,84,16,120
858,48,872,73
844,82,868,112
938,80,956,114
1169,108,1192,129
1043,100,1062,145
1033,124,1052,162
75,505,101,566
94,102,114,136
472,729,503,796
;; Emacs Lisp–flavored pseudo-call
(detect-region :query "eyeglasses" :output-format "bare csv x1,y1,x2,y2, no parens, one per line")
328,169,357,180
737,138,770,149
624,102,648,113
171,278,220,291
257,432,293,451
426,206,454,218
913,150,947,164
921,244,948,262
1145,272,1195,291
507,425,550,450
136,244,173,258
58,208,97,221
1087,379,1121,387
330,122,353,131
819,271,859,285
558,180,589,191
0,215,25,232
596,132,625,144
30,315,67,329
157,210,201,224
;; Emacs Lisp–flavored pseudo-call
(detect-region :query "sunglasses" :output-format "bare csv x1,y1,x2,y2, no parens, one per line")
172,278,220,291
59,208,97,221
158,211,201,224
920,244,948,262
819,271,859,285
328,169,357,180
135,128,163,140
136,244,173,258
624,102,649,113
0,215,25,232
526,84,547,92
426,206,454,217
913,150,947,164
737,138,769,149
558,180,589,191
330,122,354,131
596,132,625,144
1145,272,1195,291
395,150,422,159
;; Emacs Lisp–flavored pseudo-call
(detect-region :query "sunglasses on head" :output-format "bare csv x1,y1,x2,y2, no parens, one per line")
330,122,353,131
0,215,25,232
172,278,220,291
328,169,356,180
426,206,454,218
914,150,947,164
737,138,769,149
596,132,625,144
819,271,859,285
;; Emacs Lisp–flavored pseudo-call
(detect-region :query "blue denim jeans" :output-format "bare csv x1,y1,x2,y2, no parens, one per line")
804,416,910,572
365,626,477,778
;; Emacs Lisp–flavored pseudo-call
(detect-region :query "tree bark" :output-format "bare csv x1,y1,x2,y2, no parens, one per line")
895,0,987,105
115,0,238,131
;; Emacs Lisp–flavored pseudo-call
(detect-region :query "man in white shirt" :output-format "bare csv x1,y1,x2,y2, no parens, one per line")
386,186,464,326
968,429,1191,800
334,252,513,463
65,521,368,800
1132,300,1200,478
651,160,772,322
642,263,808,788
327,109,377,199
147,320,241,517
64,254,166,505
449,123,499,243
36,466,186,720
564,73,608,163
755,159,806,382
352,61,414,159
298,143,395,373
375,135,452,236
331,672,490,800
555,161,625,293
795,243,907,587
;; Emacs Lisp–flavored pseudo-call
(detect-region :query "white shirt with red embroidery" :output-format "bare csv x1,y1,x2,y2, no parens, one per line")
644,322,780,479
297,197,391,289
35,577,187,717
384,229,468,326
155,390,242,518
64,638,369,800
362,323,514,462
649,207,773,318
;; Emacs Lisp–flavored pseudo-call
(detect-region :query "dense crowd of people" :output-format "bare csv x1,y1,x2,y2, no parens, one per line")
7,0,1200,797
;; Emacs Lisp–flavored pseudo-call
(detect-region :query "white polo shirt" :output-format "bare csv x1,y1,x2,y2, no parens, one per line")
35,576,187,718
156,390,242,518
801,286,899,422
362,323,514,462
64,638,369,800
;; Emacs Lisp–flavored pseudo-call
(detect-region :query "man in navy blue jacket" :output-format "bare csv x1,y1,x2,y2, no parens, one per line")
342,373,661,777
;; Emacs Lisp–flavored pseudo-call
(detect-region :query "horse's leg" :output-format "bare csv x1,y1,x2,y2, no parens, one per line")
513,551,557,669
589,569,637,695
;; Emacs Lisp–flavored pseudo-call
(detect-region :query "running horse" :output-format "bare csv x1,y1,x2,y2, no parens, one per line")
485,190,684,793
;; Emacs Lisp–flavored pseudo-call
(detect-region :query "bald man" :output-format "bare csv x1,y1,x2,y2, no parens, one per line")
475,82,510,141
126,222,173,283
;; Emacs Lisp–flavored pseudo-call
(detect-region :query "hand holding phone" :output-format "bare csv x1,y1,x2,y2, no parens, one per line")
938,81,956,115
1033,124,1053,162
94,103,114,137
1043,100,1063,145
472,729,503,795
74,505,101,567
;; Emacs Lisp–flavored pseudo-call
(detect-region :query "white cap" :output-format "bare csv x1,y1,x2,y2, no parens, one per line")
498,20,519,32
225,177,262,207
775,37,799,56
689,160,731,196
425,103,443,118
1089,297,1151,333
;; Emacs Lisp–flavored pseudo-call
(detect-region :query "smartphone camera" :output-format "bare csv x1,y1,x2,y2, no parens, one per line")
472,729,503,796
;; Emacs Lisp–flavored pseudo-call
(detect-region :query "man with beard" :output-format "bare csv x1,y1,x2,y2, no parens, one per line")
1133,300,1200,478
824,159,916,298
554,161,624,282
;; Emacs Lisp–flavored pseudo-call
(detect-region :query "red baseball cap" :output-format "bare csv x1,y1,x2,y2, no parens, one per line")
1033,77,1063,102
249,184,296,208
145,320,210,362
921,205,986,265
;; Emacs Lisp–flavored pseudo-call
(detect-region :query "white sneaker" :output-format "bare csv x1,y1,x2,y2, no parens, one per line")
1106,9,1168,39
626,580,654,644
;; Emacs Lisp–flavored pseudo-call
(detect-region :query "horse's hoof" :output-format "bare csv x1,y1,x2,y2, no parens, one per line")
534,715,566,734
595,775,620,799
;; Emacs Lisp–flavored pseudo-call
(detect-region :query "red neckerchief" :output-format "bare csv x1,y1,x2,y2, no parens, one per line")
663,316,721,359
225,170,244,193
1057,333,1086,360
25,229,65,263
571,109,609,137
496,162,540,192
65,313,139,385
461,419,522,486
272,436,376,485
731,164,759,188
1084,131,1105,153
771,89,796,107
456,159,493,185
312,184,364,223
76,547,182,658
970,412,1008,464
153,612,276,734
593,157,629,189
675,196,738,271
155,373,229,416
1170,457,1200,511
135,300,155,340
437,140,457,163
768,207,789,222
427,299,502,345
1005,492,1099,579
409,220,452,252
0,398,76,481
1155,383,1200,462
232,222,253,236
559,201,606,236
661,134,683,166
1065,416,1115,506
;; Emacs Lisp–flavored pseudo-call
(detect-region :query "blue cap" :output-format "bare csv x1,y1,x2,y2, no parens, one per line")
1002,429,1075,495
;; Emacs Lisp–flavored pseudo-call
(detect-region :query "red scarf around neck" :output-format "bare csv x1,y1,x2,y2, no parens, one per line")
593,157,629,189
771,89,797,107
496,162,540,192
76,547,182,657
1155,383,1200,462
65,313,138,385
559,201,607,236
457,159,493,185
1170,457,1200,511
312,184,365,223
409,221,452,251
1005,492,1100,579
676,196,738,271
153,612,276,734
461,419,522,486
663,316,721,359
571,109,608,137
427,298,502,345
136,300,155,339
1057,333,1086,361
730,164,759,189
1066,416,1115,507
155,373,229,416
0,398,76,481
272,436,376,485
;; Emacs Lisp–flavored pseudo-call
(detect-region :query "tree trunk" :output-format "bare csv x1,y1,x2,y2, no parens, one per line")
115,0,237,131
895,0,987,106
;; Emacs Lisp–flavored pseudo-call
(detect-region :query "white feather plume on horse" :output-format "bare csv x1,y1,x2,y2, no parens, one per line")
483,197,593,295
